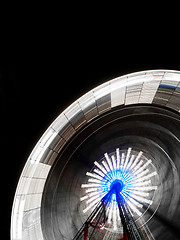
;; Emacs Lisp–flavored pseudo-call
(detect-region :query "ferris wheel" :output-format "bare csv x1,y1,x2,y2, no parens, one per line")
11,70,180,240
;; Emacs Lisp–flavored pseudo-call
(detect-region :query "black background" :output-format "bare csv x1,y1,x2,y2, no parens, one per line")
1,4,180,239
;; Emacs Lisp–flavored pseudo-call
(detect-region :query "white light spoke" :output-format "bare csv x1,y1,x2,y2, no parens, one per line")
132,194,153,205
89,191,99,197
80,195,88,201
121,153,125,167
129,197,143,208
105,153,113,170
102,160,110,173
86,172,103,180
133,190,149,197
124,148,132,169
86,188,97,193
94,168,105,177
94,161,107,174
134,159,152,175
134,180,151,186
112,155,116,170
133,160,143,172
130,151,143,169
134,166,146,175
116,148,120,169
121,191,129,199
123,173,132,181
83,197,100,213
81,183,100,188
135,171,157,182
87,194,100,204
127,201,142,216
88,178,101,184
135,169,149,178
134,186,157,191
126,155,135,169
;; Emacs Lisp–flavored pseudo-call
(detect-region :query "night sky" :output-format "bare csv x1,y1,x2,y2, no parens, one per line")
1,8,180,239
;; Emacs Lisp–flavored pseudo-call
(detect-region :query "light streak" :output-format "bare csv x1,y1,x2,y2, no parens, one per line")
80,195,88,201
102,160,110,173
86,172,103,180
116,148,120,169
94,161,107,174
94,168,105,177
85,188,97,193
88,178,101,184
105,153,113,171
121,153,125,167
112,155,116,170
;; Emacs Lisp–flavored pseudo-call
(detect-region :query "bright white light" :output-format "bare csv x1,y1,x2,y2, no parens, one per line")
108,206,113,223
102,160,110,173
105,153,113,170
80,195,88,201
83,197,101,213
87,195,100,204
94,168,105,177
116,148,120,169
89,191,99,197
127,200,142,216
121,153,125,167
124,148,132,169
85,188,97,193
86,172,103,180
94,161,107,174
135,171,157,182
88,178,101,184
126,154,135,169
133,190,149,197
112,155,116,170
135,180,151,186
130,151,143,169
81,183,100,188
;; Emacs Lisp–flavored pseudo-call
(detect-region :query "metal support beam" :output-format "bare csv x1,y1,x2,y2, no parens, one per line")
73,189,112,240
73,182,145,239
114,182,144,240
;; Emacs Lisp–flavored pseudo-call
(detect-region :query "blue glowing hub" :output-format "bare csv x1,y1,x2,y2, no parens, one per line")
99,169,134,205
110,179,124,192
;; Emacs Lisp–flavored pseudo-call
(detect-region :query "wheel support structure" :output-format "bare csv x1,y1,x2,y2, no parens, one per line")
73,182,144,240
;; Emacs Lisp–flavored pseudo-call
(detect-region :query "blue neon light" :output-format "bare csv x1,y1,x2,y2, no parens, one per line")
99,168,135,205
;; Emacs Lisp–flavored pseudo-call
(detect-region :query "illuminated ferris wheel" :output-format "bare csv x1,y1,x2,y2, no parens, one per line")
75,148,159,239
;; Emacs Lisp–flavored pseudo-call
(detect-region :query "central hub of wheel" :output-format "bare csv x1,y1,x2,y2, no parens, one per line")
110,179,124,193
